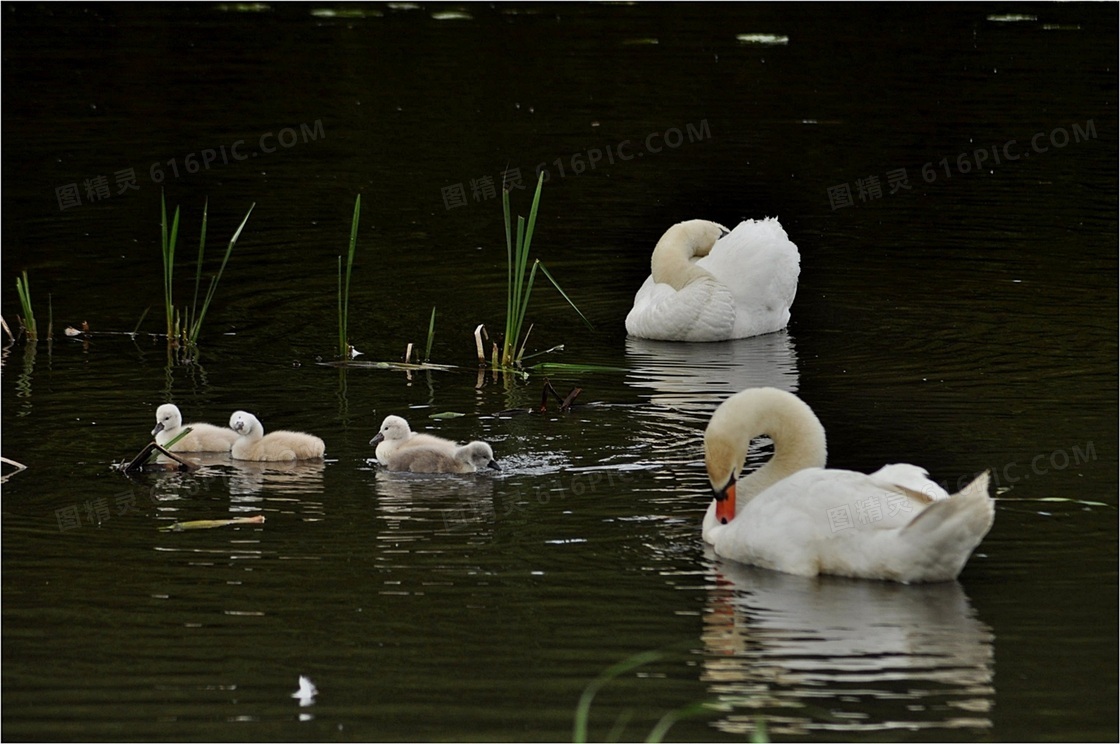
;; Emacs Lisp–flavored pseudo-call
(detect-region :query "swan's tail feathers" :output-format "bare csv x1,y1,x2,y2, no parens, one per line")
898,471,994,582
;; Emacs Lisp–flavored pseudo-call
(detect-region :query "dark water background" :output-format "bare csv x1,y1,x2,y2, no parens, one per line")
2,4,1117,741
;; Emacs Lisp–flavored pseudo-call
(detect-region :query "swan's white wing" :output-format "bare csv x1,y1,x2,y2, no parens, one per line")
625,275,735,342
710,468,937,577
869,464,951,501
696,218,800,338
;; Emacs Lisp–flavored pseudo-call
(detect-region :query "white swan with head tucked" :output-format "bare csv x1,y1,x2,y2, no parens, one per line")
625,218,800,342
369,415,458,466
386,441,501,474
702,388,994,583
152,404,238,453
229,411,325,462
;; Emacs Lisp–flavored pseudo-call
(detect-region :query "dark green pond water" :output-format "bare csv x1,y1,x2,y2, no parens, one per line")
2,4,1116,741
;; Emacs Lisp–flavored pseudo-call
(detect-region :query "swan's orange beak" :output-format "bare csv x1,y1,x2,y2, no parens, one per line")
714,478,736,525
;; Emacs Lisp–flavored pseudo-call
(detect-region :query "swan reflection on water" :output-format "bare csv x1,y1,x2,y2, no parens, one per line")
625,331,799,415
623,332,799,466
699,550,994,738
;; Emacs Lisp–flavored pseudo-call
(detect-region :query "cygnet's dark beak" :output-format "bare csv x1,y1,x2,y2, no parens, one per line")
487,460,501,471
369,432,385,446
151,422,165,437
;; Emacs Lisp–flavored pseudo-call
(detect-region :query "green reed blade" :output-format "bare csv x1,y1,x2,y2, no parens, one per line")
339,194,361,358
132,306,151,336
15,270,36,340
188,201,253,344
536,261,594,330
424,306,437,362
189,198,209,334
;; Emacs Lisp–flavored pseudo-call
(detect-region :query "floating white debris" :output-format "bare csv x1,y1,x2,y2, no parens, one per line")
432,10,472,20
292,675,318,706
736,33,789,46
311,8,383,18
987,14,1037,22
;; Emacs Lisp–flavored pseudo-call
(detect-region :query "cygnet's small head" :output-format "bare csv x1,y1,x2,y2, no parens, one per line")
369,415,411,446
229,410,261,436
152,404,183,437
461,441,500,471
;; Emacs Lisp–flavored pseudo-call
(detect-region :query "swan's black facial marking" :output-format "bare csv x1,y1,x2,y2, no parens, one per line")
712,475,736,524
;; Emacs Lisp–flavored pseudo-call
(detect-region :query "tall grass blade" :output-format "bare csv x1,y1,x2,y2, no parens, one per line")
503,186,514,359
189,198,209,334
339,194,361,358
500,173,546,367
644,702,714,743
424,306,437,362
337,256,344,356
573,651,662,744
337,256,343,356
522,170,545,256
15,271,36,341
132,307,151,336
160,193,181,340
536,261,594,330
188,201,254,344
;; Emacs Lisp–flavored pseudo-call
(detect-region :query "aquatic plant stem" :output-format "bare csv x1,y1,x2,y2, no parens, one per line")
188,202,253,344
15,270,36,341
338,194,360,358
160,192,181,340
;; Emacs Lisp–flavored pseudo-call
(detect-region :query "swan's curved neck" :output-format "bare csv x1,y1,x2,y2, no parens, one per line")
708,389,828,503
650,222,719,290
744,418,827,499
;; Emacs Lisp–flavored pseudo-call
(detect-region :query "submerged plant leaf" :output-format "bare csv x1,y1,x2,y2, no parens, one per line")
159,515,266,532
528,362,629,373
429,412,465,420
996,496,1112,507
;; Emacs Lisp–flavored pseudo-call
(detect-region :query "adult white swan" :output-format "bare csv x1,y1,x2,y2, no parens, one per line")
625,218,799,342
702,388,994,583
